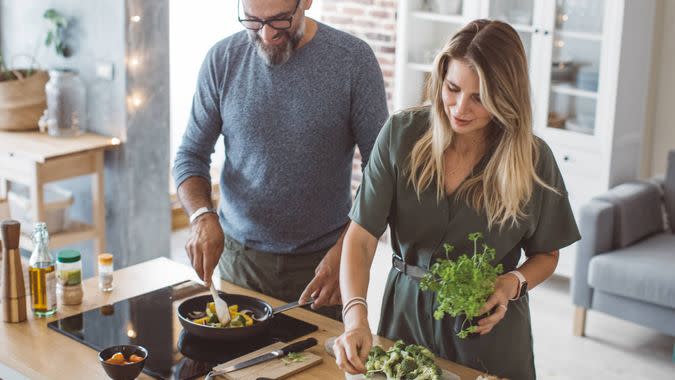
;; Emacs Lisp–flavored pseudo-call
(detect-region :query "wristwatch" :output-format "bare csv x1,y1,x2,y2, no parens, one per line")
508,270,528,300
189,206,217,224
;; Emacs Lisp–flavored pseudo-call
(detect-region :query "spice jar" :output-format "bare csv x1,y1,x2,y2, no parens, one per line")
56,249,83,305
98,253,114,292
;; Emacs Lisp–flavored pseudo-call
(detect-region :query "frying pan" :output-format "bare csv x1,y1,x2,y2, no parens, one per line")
177,291,312,341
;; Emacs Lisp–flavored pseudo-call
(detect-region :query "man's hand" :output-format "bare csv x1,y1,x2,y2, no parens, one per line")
185,213,224,287
299,242,342,309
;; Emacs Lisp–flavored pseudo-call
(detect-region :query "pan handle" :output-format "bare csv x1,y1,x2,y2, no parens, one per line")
271,297,315,315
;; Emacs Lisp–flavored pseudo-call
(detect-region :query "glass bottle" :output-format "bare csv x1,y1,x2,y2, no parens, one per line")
28,222,57,317
45,69,87,137
98,253,114,292
56,249,83,305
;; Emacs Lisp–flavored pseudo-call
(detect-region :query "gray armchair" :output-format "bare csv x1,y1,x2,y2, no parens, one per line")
571,150,675,363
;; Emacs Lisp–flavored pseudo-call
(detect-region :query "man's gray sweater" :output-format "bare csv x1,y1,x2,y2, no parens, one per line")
173,22,388,253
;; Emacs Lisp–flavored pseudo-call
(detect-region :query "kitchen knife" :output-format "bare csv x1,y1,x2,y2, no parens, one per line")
204,337,318,379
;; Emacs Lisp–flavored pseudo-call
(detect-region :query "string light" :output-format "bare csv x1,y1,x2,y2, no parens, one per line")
561,14,569,22
556,40,565,48
111,137,121,145
128,56,141,68
127,93,144,108
130,15,141,23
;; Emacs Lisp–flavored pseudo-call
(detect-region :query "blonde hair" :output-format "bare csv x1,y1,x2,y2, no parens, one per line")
408,19,557,230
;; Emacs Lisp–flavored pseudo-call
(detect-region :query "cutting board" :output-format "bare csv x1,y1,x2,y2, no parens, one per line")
213,342,323,380
324,337,460,380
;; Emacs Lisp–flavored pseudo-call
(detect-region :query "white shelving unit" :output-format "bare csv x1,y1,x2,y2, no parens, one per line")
394,0,657,277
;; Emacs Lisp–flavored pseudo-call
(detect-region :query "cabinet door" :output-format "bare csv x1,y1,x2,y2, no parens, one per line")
481,0,539,75
533,0,609,152
393,0,481,109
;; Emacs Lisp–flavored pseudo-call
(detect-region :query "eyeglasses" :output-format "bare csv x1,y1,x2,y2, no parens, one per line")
238,0,301,31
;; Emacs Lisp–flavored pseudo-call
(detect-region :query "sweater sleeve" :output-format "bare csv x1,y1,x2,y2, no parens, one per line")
172,46,223,189
349,40,389,170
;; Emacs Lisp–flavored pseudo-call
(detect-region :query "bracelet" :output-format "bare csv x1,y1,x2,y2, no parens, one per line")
342,297,368,310
342,296,367,319
342,300,367,320
189,206,216,224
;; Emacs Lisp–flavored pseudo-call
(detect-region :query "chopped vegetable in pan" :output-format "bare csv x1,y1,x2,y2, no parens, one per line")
189,302,255,328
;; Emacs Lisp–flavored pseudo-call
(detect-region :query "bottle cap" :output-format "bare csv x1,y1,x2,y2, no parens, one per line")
98,253,113,265
57,249,81,263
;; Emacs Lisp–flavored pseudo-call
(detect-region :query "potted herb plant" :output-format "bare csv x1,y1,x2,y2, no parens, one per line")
420,232,503,338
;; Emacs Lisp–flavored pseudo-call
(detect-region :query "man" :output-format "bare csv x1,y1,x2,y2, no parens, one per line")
172,0,388,319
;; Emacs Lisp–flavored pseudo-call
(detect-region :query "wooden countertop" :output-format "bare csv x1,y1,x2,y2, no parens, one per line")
0,130,119,163
0,257,484,379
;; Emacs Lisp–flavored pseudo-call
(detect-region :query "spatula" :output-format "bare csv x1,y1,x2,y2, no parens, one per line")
209,282,231,325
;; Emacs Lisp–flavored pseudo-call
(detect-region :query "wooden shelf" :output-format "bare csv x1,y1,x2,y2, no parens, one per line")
19,221,96,251
411,11,464,24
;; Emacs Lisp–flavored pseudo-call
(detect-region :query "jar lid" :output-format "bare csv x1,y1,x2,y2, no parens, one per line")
57,249,81,263
98,253,113,265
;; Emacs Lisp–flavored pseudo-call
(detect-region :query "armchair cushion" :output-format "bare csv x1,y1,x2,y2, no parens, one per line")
664,150,675,233
594,181,664,249
588,233,675,309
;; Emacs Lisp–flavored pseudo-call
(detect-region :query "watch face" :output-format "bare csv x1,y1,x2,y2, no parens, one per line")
519,282,528,298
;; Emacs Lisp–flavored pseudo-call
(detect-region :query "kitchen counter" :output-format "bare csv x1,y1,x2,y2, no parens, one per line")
0,257,484,379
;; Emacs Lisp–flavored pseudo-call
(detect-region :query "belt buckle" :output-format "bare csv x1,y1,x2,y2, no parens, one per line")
393,255,406,275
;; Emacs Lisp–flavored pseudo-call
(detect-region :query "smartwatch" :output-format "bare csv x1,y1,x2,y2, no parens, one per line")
189,206,216,224
508,270,528,300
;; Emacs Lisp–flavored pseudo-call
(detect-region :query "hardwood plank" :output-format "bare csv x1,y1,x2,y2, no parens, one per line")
38,151,96,183
0,131,118,163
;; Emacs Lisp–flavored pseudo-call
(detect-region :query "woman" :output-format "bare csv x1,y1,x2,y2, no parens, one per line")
333,19,580,379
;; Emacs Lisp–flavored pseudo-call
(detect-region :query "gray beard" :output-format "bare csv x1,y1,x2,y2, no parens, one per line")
248,22,305,66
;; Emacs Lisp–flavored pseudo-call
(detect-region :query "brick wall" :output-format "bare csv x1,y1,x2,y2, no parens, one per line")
320,0,398,110
318,0,398,195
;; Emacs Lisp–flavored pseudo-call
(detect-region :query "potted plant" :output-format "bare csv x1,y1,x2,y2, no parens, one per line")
420,232,504,338
0,9,71,132
0,54,49,131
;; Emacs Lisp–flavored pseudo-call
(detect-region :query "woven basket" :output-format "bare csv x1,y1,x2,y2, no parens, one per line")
0,70,48,131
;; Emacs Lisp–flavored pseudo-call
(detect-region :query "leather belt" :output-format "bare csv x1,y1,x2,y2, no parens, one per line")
392,256,427,281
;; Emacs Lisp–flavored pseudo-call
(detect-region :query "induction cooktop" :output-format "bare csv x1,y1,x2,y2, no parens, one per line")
47,280,318,379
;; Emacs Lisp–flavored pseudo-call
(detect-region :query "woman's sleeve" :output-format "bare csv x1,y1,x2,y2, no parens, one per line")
348,115,397,239
522,141,581,256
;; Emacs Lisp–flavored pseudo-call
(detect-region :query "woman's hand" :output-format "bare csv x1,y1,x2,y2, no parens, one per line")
475,273,519,335
333,325,372,374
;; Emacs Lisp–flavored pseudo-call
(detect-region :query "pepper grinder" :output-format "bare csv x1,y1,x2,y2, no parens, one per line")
2,220,27,323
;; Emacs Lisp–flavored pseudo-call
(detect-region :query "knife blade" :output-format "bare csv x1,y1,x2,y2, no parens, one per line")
205,337,318,379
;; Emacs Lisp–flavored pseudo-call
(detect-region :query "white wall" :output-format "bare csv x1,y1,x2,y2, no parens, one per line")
643,0,675,177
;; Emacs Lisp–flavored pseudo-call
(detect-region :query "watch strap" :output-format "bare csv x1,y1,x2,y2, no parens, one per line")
507,270,527,300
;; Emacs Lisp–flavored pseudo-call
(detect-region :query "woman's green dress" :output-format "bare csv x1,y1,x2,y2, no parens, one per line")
349,107,580,379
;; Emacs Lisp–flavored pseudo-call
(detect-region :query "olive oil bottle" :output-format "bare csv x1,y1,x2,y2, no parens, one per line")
28,222,57,317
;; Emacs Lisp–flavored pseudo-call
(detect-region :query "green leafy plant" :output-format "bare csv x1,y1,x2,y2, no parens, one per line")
43,9,71,57
0,54,36,82
420,232,503,338
365,340,441,380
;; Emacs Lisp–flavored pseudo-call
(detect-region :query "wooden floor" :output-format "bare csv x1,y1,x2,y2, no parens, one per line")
171,228,675,379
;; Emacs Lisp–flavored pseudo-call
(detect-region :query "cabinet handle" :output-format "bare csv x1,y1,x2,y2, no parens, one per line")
543,30,550,35
534,28,540,33
563,155,570,162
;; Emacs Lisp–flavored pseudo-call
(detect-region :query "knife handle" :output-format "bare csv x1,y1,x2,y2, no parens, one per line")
281,337,318,355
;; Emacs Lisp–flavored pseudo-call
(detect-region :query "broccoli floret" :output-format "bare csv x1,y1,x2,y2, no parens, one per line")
365,341,441,380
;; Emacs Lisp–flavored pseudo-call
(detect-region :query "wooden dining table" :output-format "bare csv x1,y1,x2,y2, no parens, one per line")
0,257,485,379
